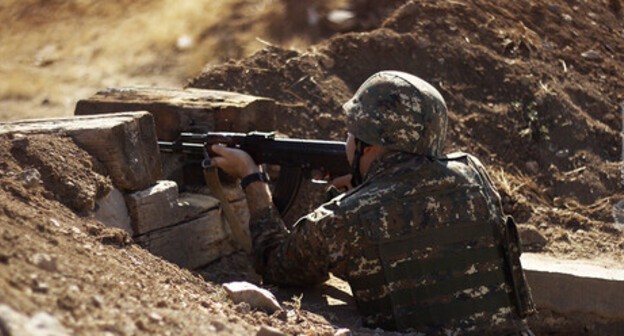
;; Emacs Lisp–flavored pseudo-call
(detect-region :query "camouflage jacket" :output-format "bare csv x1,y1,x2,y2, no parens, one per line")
249,152,534,334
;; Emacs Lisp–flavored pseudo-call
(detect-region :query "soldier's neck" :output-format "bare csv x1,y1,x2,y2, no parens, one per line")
360,146,390,177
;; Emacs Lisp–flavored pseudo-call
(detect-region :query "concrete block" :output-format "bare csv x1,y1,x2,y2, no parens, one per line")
0,112,161,191
126,182,221,235
75,87,280,140
94,188,133,235
135,210,236,269
126,180,179,235
176,192,220,223
521,253,624,320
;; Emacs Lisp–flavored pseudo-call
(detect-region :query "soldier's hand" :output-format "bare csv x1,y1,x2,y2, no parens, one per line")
331,174,353,192
210,145,260,178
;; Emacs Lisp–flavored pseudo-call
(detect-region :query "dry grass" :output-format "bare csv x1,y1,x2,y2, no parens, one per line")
0,0,285,121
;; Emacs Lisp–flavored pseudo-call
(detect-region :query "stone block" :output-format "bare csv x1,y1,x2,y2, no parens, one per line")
0,112,161,191
521,253,624,320
176,192,221,223
75,87,279,140
94,188,133,235
126,181,221,235
135,210,236,269
126,180,180,235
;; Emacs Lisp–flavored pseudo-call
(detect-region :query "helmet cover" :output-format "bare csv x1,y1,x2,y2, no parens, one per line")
343,71,448,156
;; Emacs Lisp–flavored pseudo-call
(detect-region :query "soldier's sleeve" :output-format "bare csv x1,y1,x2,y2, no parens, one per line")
249,202,349,287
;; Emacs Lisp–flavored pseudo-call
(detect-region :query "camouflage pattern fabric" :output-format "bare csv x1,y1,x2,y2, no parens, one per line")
249,151,535,334
343,71,448,157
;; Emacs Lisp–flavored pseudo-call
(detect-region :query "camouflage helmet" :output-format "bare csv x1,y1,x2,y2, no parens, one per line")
343,71,448,157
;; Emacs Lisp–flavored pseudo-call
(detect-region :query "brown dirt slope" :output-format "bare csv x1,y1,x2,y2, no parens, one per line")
0,134,343,335
189,0,624,261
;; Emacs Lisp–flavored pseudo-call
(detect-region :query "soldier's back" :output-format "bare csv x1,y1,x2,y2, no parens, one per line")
336,152,533,334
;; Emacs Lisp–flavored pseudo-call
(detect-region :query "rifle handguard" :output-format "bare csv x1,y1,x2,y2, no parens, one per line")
159,131,350,216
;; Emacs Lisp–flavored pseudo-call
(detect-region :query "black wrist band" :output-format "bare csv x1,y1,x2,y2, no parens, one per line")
240,172,270,189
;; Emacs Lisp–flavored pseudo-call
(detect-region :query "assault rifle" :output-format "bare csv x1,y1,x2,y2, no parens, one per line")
158,131,350,215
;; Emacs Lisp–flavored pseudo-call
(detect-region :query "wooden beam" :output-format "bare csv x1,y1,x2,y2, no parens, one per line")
75,87,279,140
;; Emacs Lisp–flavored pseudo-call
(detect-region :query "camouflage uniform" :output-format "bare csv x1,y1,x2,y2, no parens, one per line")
249,71,535,334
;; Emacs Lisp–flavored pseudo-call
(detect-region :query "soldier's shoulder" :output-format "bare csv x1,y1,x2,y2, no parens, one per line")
442,151,478,162
443,151,470,160
442,151,487,169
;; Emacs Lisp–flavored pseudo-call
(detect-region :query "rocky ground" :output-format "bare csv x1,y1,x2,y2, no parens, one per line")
0,0,623,335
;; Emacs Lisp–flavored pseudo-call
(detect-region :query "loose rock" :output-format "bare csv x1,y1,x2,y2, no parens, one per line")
26,312,68,336
0,305,69,336
518,224,548,249
223,281,282,313
525,161,540,174
581,49,602,61
256,325,285,336
29,253,58,273
325,10,357,32
334,328,352,336
18,168,42,189
234,302,252,314
612,200,624,228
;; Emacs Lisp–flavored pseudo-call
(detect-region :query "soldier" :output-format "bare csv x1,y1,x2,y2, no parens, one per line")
211,71,535,334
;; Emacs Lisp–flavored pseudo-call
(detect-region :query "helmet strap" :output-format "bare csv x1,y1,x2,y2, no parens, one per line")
350,138,370,187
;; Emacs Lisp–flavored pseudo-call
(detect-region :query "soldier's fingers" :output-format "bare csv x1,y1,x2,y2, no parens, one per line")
211,144,248,160
331,174,353,190
209,156,226,169
210,156,240,177
211,144,229,156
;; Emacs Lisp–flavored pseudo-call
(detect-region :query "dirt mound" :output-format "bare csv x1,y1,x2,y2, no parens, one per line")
3,134,111,213
0,134,347,335
189,0,624,261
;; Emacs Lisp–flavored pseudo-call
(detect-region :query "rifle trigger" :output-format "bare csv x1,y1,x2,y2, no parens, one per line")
201,148,213,168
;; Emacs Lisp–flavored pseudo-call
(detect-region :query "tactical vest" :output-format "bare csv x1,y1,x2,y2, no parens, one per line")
342,154,534,334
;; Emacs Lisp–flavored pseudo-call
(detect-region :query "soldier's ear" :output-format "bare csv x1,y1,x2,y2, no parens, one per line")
363,145,383,156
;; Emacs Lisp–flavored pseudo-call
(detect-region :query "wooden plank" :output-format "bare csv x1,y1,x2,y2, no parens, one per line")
0,112,161,191
134,209,236,269
75,87,279,140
